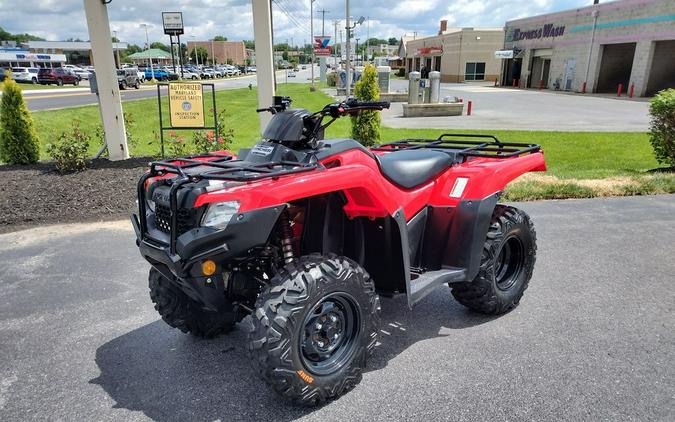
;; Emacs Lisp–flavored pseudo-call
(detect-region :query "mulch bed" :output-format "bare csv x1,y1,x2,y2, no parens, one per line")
0,157,153,234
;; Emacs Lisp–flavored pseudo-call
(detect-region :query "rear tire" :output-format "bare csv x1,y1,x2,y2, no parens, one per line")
73,79,79,86
56,78,63,86
451,205,537,315
248,254,380,406
148,268,236,338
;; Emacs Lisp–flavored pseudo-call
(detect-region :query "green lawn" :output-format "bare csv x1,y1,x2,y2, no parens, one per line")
2,81,73,91
32,83,662,181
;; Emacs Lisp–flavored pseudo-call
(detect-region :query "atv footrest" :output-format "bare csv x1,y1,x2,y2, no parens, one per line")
408,268,466,307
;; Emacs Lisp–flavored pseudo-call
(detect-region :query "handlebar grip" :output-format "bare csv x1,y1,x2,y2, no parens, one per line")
356,101,391,109
256,108,269,113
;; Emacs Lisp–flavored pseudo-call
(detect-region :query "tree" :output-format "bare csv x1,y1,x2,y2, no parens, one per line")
0,26,45,43
244,40,255,50
388,37,398,45
213,35,228,41
190,47,209,64
149,42,170,52
0,72,40,164
350,64,381,146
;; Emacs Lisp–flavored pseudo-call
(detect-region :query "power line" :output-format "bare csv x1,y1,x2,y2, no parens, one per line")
273,0,310,34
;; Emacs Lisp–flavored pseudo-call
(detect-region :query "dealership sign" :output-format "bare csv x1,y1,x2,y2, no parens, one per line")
162,12,184,35
510,24,565,41
314,36,331,56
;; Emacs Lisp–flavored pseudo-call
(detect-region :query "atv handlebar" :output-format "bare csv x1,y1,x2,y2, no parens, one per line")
323,99,390,118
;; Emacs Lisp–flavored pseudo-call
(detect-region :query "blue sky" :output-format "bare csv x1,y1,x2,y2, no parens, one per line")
0,0,592,46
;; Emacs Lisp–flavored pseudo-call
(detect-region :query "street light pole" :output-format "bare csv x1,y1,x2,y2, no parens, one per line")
310,0,316,91
140,23,155,82
345,0,351,97
112,30,121,68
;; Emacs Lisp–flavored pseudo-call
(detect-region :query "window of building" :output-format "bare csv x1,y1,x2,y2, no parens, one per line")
465,62,485,80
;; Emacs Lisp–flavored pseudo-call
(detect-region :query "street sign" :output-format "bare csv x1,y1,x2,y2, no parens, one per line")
162,12,184,35
168,83,204,127
314,36,331,56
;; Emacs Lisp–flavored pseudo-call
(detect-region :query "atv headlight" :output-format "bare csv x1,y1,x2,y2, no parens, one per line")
201,201,240,230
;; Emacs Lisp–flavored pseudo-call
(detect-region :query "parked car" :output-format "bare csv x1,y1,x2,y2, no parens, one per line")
117,68,140,90
141,67,169,81
180,68,200,80
37,67,81,86
301,65,307,70
202,68,216,79
287,70,296,78
0,67,7,81
245,66,256,73
11,67,40,84
73,68,91,80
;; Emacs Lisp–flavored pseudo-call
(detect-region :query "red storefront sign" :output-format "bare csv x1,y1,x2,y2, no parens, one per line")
416,46,443,56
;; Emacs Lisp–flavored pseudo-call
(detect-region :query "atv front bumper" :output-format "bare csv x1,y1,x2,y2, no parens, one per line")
131,205,284,311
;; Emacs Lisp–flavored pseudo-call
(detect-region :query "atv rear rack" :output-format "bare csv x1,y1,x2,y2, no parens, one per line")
372,133,540,160
136,152,321,254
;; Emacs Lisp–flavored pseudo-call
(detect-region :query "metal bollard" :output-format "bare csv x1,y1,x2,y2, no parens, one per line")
429,71,441,103
617,83,623,97
408,71,421,104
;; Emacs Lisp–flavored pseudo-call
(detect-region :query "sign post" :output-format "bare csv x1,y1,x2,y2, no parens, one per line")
157,82,217,158
162,12,185,79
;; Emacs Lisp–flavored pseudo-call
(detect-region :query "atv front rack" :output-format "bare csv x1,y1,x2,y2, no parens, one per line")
136,152,320,254
372,133,540,160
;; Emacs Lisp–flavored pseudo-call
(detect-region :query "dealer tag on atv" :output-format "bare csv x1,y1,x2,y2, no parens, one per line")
251,144,275,157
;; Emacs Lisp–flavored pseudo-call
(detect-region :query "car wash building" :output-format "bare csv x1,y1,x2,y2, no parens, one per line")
499,0,675,96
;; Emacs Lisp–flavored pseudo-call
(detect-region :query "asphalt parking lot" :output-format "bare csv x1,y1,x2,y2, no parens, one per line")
1,195,673,421
385,79,650,131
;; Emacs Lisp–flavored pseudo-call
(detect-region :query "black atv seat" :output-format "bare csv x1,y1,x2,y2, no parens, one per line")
377,149,460,189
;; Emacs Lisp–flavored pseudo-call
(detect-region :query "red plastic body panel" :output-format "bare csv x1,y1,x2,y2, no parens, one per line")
188,147,546,221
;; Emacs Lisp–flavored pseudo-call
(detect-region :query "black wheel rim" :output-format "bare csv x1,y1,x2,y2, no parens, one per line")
300,292,361,376
495,235,525,291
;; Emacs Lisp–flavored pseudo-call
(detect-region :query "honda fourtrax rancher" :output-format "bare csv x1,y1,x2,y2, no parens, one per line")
132,96,546,406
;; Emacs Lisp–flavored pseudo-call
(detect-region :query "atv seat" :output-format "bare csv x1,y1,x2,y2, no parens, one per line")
377,149,460,189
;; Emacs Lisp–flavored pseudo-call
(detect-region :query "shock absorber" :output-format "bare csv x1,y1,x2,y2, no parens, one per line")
279,210,295,264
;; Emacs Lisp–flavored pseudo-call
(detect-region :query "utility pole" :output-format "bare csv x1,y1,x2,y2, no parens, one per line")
310,0,316,90
366,17,369,62
112,30,121,68
251,0,275,131
333,20,340,67
317,9,330,36
139,23,155,82
345,0,351,97
83,0,128,161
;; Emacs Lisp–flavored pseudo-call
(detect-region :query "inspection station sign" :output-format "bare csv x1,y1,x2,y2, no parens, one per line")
162,12,184,35
168,83,204,127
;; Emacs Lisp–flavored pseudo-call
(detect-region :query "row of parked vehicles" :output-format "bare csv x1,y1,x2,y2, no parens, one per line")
3,62,258,89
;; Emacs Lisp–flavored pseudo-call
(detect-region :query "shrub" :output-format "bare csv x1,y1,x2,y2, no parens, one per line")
395,68,405,77
648,88,675,168
45,119,91,172
165,130,190,158
351,64,381,147
327,72,336,87
95,112,139,156
0,71,40,164
193,109,234,153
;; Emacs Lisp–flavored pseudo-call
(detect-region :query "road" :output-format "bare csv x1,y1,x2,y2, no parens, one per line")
23,67,316,111
384,79,650,131
1,194,673,421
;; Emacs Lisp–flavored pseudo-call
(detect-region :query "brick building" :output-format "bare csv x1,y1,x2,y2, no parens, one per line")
404,21,504,83
186,40,246,65
500,0,675,96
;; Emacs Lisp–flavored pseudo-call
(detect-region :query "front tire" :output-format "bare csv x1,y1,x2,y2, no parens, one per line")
248,255,380,406
148,268,236,338
451,205,537,315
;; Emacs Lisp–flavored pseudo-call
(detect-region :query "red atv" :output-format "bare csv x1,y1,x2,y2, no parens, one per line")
132,96,546,406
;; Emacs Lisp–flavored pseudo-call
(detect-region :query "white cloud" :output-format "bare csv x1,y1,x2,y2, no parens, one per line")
0,0,587,46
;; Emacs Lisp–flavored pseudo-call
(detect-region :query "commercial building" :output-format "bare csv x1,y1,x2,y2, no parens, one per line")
404,21,504,82
0,40,127,67
186,40,246,65
500,0,675,96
